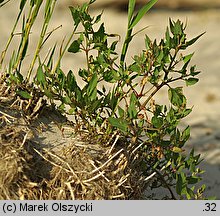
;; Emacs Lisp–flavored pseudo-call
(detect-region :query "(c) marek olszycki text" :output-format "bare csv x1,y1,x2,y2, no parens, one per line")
18,202,93,213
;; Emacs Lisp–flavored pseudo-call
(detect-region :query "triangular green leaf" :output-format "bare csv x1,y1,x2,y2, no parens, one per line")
68,40,81,53
152,116,163,128
172,146,183,153
168,87,186,107
69,6,81,28
185,78,199,86
87,73,98,100
108,117,129,133
181,126,190,142
17,90,32,99
67,70,77,91
181,32,205,49
176,173,186,195
36,65,46,86
183,53,194,64
118,106,125,118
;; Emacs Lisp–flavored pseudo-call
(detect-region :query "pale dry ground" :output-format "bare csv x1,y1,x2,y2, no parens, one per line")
73,0,220,9
0,0,220,199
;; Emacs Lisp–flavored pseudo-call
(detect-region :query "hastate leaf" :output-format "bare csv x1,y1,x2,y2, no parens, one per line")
185,78,199,86
181,32,205,49
108,117,129,133
17,90,32,99
168,87,186,107
36,65,46,86
87,73,98,100
68,40,81,53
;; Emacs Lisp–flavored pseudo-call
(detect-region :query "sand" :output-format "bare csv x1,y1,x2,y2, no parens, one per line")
73,0,220,9
0,0,220,199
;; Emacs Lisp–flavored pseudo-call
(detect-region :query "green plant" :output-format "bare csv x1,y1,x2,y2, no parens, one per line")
0,0,58,82
1,0,208,199
0,0,11,8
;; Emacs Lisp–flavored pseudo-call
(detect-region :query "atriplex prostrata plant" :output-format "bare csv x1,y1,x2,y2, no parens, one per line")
0,0,208,199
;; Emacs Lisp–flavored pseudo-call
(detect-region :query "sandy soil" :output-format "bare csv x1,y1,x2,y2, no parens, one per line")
73,0,220,9
0,0,220,199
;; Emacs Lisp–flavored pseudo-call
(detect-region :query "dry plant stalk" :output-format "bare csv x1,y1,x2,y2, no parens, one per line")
41,135,146,200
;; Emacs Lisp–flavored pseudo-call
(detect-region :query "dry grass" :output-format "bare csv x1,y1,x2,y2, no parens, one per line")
0,80,146,200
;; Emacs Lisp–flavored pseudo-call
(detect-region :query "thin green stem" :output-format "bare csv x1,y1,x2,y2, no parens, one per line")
164,48,179,80
14,1,44,72
27,0,57,81
51,30,75,75
140,83,164,110
0,8,24,69
120,28,133,68
140,72,189,110
85,37,90,74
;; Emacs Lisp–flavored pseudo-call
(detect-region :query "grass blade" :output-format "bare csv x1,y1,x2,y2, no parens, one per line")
129,0,158,30
0,0,11,8
128,0,136,26
20,0,27,10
